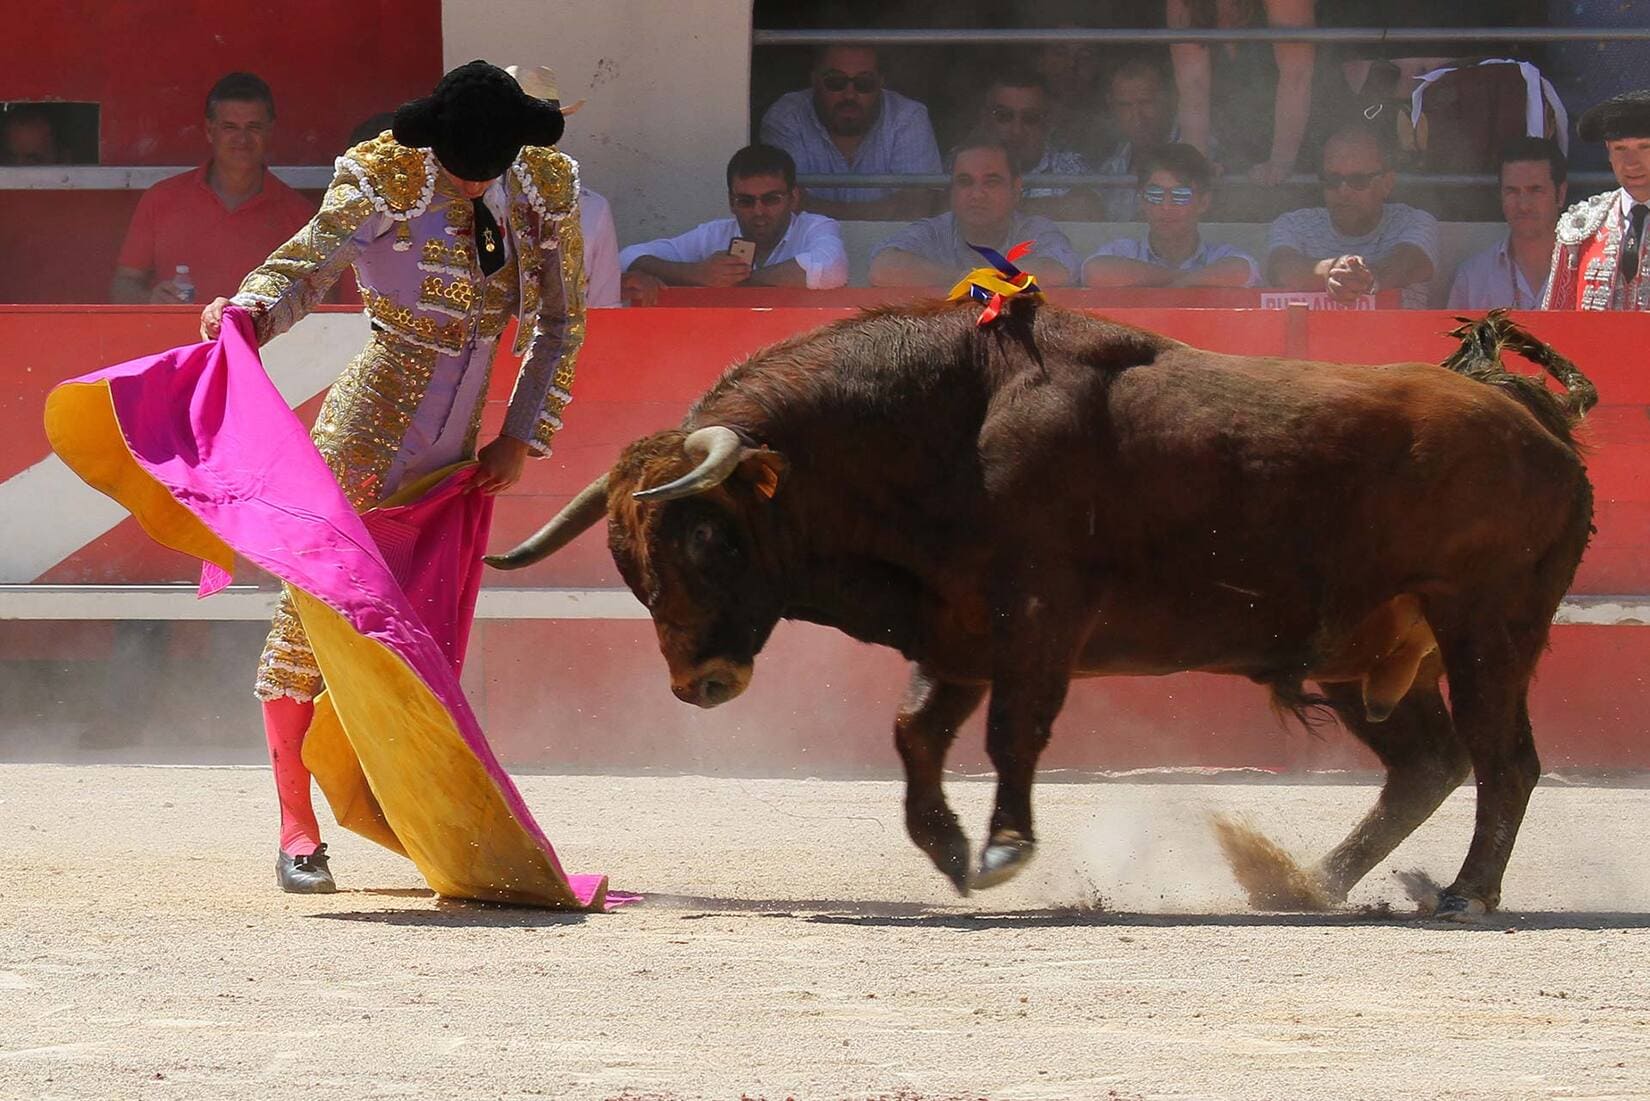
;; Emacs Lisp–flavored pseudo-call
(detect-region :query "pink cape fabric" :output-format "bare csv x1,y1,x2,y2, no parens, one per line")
48,306,614,909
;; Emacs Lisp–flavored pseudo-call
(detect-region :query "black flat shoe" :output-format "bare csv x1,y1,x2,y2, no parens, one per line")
276,844,337,894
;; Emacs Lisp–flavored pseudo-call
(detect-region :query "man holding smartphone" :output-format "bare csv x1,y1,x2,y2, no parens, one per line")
619,144,849,303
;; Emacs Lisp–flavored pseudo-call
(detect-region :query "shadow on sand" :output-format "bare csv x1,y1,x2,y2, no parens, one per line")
305,888,1650,932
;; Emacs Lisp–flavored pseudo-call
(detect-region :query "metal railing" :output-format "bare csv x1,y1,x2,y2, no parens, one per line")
0,165,333,191
797,172,1621,193
754,26,1650,47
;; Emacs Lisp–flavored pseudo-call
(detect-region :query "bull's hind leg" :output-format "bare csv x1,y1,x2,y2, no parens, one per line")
894,666,987,894
1315,671,1470,901
1433,622,1544,919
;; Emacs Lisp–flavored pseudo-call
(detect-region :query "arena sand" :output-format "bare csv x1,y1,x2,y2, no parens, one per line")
3,763,1649,1100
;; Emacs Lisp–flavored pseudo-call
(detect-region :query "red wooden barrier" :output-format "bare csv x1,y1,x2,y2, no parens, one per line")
3,305,1646,773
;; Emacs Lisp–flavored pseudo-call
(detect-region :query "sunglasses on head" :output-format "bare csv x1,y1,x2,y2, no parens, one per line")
820,72,880,94
1142,184,1196,205
989,104,1047,127
1320,171,1381,191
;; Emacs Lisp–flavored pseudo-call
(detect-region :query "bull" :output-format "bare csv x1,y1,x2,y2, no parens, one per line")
489,301,1596,919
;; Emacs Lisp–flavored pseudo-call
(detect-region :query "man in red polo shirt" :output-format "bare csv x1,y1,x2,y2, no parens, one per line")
111,72,315,304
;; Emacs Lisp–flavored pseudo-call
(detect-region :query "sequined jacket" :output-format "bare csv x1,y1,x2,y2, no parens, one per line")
230,133,585,506
1543,188,1650,312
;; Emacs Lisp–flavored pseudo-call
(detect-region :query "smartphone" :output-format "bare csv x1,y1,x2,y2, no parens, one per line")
728,237,757,265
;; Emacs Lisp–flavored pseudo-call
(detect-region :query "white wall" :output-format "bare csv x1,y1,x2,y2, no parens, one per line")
442,0,754,247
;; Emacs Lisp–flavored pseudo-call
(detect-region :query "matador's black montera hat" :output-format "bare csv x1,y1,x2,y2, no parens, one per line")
393,60,565,181
1578,89,1650,143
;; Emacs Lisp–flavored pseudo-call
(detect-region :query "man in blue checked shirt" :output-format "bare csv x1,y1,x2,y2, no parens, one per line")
760,44,942,222
869,136,1079,288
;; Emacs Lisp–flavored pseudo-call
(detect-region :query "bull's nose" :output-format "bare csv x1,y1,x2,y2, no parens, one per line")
671,675,732,708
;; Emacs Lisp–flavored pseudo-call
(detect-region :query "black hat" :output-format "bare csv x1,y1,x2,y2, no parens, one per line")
1578,90,1650,143
392,60,565,181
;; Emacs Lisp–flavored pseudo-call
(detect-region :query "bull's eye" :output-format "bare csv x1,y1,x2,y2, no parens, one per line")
686,520,718,563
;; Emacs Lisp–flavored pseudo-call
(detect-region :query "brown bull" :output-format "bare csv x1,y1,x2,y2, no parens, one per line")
490,301,1596,919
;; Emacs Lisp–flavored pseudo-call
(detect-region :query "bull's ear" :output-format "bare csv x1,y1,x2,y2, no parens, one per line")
736,448,788,500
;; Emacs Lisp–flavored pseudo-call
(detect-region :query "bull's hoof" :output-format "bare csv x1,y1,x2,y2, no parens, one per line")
931,834,973,897
1433,892,1488,923
971,833,1035,891
909,807,972,896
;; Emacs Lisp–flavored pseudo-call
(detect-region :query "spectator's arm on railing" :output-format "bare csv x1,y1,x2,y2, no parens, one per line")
1266,245,1333,291
1179,255,1260,288
868,248,951,287
1369,243,1435,296
752,218,848,290
110,268,159,304
745,260,808,288
1083,255,1177,288
628,253,753,289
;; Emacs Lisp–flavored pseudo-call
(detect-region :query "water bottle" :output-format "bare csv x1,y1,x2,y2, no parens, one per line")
173,264,196,303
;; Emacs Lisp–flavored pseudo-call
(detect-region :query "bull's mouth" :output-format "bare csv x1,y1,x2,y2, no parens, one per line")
669,659,754,709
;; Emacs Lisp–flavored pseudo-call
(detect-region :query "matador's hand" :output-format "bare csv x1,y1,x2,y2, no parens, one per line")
199,297,233,341
474,435,530,495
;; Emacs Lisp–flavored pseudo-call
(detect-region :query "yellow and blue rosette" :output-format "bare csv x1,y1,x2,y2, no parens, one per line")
946,240,1042,325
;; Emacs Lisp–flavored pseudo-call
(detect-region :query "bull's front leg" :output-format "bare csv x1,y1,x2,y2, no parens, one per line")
974,584,1084,890
894,665,987,894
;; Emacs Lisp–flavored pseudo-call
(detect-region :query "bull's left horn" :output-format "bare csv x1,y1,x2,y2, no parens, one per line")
633,425,744,502
484,473,610,570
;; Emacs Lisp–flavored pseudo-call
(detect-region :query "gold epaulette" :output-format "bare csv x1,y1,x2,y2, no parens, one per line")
511,146,580,221
336,132,438,220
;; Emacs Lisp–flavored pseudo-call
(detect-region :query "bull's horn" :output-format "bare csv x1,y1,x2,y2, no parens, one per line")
633,426,744,502
484,474,610,570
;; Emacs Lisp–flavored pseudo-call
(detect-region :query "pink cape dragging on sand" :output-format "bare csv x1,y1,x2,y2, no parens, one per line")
44,306,620,910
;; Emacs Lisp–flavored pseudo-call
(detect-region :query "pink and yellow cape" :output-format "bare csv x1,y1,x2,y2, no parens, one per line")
44,307,616,910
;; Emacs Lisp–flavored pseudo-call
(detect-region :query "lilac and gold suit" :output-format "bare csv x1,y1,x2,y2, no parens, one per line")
230,133,586,701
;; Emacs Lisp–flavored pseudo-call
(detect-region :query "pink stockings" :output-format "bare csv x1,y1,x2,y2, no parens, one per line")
261,697,320,856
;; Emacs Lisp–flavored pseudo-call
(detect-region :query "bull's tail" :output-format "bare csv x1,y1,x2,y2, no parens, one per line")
1441,309,1598,446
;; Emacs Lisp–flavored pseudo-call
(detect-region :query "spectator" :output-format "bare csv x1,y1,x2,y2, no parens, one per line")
977,70,1101,220
1266,123,1439,308
619,144,848,302
1447,138,1566,311
1167,0,1316,186
1093,57,1180,221
111,72,315,304
759,44,942,221
1032,29,1109,164
581,187,623,308
868,137,1078,288
1,104,61,165
1083,143,1260,288
506,64,623,308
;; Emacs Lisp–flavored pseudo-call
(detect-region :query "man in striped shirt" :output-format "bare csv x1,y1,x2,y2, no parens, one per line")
1266,122,1440,308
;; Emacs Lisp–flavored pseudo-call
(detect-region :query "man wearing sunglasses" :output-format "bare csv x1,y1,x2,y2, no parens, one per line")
618,144,847,303
1545,90,1650,311
1266,122,1439,307
759,44,942,221
978,70,1100,220
1083,144,1259,289
868,137,1078,288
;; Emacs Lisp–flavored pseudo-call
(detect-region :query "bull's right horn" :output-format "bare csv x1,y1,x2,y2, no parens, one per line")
632,425,744,503
484,473,610,570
